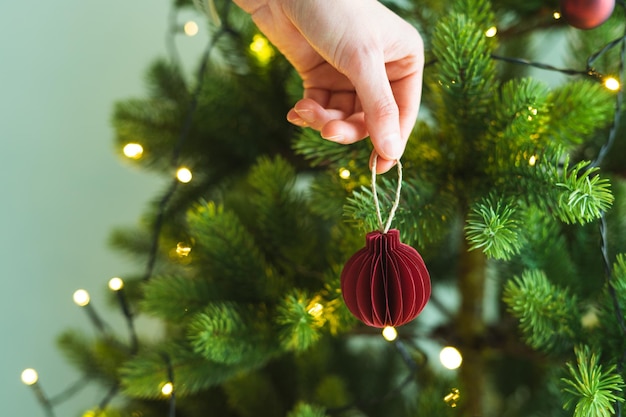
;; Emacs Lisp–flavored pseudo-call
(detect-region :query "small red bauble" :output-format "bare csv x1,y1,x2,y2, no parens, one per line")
340,229,431,328
560,0,615,30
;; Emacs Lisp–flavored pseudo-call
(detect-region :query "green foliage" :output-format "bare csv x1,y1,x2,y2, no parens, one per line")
223,371,286,417
186,202,280,302
120,342,250,399
561,345,625,417
503,270,579,351
188,302,277,365
554,158,613,224
276,290,326,352
546,80,615,146
465,195,523,260
286,403,328,417
140,275,214,321
57,330,129,384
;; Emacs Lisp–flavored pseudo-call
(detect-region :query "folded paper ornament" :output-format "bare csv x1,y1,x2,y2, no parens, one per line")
340,229,431,328
340,157,431,328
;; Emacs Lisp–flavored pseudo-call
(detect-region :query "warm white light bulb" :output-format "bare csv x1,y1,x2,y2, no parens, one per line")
176,242,192,257
528,155,537,166
123,143,143,159
553,11,561,20
307,303,324,317
484,26,497,38
382,326,398,342
161,382,174,396
184,21,199,36
604,77,620,91
108,277,124,291
21,368,39,385
73,289,90,307
176,167,192,183
339,168,351,179
440,346,463,370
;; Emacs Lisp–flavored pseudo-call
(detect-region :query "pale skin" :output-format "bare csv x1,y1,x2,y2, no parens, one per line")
233,0,424,173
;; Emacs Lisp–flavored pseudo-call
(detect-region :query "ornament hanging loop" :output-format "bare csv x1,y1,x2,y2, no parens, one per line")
371,154,403,234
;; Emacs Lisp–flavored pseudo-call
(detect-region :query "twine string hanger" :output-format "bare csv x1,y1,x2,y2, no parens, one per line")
371,154,403,234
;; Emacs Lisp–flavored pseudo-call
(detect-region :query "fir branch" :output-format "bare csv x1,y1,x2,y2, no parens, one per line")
186,202,278,301
120,341,260,399
187,302,277,366
503,270,579,351
140,275,215,321
287,403,329,417
562,345,625,417
465,195,523,260
275,290,326,352
546,80,615,146
344,177,458,248
56,330,129,384
292,128,370,168
555,158,613,224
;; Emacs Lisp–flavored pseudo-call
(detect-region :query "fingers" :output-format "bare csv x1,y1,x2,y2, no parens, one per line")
287,98,369,143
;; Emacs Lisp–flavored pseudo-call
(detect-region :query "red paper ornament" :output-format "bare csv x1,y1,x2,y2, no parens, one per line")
340,229,431,328
560,0,615,30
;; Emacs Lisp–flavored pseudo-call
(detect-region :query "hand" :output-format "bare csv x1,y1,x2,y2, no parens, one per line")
234,0,424,173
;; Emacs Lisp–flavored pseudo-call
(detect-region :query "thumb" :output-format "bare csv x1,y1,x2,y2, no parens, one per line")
352,59,405,162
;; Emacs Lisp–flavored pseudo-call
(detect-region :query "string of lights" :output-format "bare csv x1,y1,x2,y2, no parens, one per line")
22,2,625,416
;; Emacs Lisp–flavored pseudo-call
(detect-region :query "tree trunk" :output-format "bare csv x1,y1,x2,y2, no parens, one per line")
457,238,487,416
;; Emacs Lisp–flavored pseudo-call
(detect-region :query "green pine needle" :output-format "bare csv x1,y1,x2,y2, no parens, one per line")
503,270,578,351
465,196,522,260
555,158,614,224
188,302,274,366
276,290,326,352
562,345,625,417
287,403,328,417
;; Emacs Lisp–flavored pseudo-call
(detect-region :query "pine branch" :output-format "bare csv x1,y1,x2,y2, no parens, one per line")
503,270,579,351
187,302,278,366
562,345,625,417
287,403,329,417
276,290,326,352
120,341,263,399
465,194,523,260
140,275,215,321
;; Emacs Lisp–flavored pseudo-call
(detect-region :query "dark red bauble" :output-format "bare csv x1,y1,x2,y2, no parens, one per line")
560,0,615,30
340,229,431,328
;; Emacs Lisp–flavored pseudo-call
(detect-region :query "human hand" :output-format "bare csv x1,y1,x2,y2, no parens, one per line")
233,0,424,173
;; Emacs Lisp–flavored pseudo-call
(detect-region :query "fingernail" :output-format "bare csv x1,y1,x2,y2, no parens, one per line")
294,108,314,121
322,134,345,143
287,115,308,127
381,138,401,160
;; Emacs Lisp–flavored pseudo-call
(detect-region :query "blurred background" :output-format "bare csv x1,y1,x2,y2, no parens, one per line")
0,1,204,415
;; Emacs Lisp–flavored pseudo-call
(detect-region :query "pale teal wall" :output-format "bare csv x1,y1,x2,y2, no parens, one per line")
0,1,204,415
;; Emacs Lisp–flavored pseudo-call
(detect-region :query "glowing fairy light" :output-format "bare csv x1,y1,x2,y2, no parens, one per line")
553,11,561,20
444,388,461,407
604,77,620,91
339,168,351,179
484,26,497,38
249,34,274,64
176,242,192,257
123,143,143,159
440,346,463,369
184,21,199,37
108,277,124,291
73,289,90,307
176,167,192,183
307,302,324,317
21,368,39,386
161,382,174,396
382,326,398,342
529,155,538,166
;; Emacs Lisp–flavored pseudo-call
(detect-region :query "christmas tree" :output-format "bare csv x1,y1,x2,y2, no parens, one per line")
25,0,626,416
